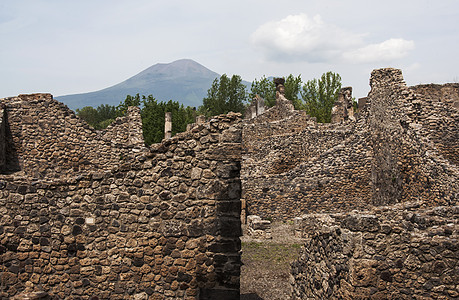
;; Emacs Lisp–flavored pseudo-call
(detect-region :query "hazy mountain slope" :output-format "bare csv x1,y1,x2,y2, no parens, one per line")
56,59,222,110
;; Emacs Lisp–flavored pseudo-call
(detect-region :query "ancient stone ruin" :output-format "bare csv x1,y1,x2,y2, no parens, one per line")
0,68,458,299
243,69,457,299
0,94,242,299
331,86,355,123
242,69,457,222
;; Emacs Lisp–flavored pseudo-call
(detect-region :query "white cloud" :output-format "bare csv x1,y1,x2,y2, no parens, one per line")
343,38,415,63
251,14,415,64
251,13,363,62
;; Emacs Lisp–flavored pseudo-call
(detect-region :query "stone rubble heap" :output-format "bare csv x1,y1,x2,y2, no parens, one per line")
246,215,272,239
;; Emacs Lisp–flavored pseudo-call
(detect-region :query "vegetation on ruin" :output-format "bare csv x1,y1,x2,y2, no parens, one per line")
249,76,276,107
75,104,119,130
302,71,342,123
77,71,343,144
249,72,342,122
242,241,302,265
76,93,195,145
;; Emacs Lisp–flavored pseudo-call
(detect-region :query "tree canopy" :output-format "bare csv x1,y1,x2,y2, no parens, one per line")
75,104,118,130
284,74,303,110
249,72,342,122
141,95,195,145
249,76,276,107
76,94,195,145
198,74,248,117
301,72,342,123
76,70,343,147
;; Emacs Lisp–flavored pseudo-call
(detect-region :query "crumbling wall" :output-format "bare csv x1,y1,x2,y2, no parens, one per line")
408,83,459,165
243,129,373,220
331,87,355,123
102,106,145,150
290,69,459,299
244,95,265,119
0,94,146,178
368,68,407,205
242,68,458,221
291,202,459,299
0,107,243,299
242,95,372,221
369,69,457,206
242,116,321,178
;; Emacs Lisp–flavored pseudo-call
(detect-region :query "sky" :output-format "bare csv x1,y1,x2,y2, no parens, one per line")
1,0,458,100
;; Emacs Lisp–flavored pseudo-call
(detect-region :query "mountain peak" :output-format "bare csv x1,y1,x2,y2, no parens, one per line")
57,59,220,110
138,59,217,79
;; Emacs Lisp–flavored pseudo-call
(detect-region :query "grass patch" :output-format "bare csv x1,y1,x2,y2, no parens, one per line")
242,242,302,267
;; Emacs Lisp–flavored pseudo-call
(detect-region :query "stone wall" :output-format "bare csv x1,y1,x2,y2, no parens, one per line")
241,68,458,221
102,106,146,151
289,69,458,299
331,87,355,123
408,83,459,165
244,95,265,119
242,125,373,220
0,94,146,178
0,100,243,299
368,69,457,206
291,202,459,299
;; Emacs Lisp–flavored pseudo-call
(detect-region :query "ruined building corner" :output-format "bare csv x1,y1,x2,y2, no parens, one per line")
331,86,355,123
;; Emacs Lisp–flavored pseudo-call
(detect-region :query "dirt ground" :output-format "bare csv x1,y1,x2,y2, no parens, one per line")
240,222,304,300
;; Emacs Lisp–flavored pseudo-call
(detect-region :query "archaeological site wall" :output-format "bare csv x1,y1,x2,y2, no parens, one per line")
368,69,457,206
242,92,373,220
291,202,458,299
289,69,458,299
1,67,458,299
241,69,458,221
0,94,145,178
408,83,459,165
0,95,243,299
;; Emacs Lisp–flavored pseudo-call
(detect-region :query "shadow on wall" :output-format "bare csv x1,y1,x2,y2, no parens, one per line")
0,107,20,174
241,293,264,300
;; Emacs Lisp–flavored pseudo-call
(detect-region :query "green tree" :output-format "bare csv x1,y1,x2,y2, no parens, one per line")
76,106,99,127
249,76,276,107
284,74,303,110
141,95,195,145
76,104,118,129
199,74,248,117
76,93,195,144
301,71,342,123
117,93,141,116
97,104,118,122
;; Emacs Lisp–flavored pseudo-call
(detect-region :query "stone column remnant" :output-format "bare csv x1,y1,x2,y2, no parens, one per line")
274,77,286,96
164,111,172,139
196,115,206,124
244,95,266,119
256,95,265,115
